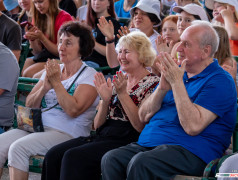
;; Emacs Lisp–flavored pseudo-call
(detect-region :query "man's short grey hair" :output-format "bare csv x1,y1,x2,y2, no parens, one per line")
191,20,219,57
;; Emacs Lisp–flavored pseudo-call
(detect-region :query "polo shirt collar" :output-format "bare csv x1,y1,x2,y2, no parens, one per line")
184,59,218,81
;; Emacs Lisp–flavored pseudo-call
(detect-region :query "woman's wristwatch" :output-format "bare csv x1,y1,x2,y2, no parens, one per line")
105,36,115,44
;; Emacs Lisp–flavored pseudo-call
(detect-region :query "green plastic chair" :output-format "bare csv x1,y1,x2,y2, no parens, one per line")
233,56,238,62
94,66,120,76
19,42,31,75
11,77,44,173
117,17,130,27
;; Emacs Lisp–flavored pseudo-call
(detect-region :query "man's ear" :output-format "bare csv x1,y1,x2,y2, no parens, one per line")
202,45,212,59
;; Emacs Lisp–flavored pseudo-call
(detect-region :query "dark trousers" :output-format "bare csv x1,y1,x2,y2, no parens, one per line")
41,136,129,180
101,143,207,180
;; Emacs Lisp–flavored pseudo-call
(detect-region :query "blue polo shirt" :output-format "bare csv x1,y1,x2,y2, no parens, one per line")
138,59,237,164
114,0,138,18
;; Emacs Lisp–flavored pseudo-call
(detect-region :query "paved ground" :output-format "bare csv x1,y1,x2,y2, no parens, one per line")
2,168,41,180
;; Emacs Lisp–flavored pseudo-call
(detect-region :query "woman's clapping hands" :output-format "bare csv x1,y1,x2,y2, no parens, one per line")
113,71,128,95
94,72,113,102
94,71,128,102
45,59,61,87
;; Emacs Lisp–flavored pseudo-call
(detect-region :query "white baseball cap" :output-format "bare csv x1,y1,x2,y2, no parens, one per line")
173,3,209,21
130,0,161,25
205,0,238,13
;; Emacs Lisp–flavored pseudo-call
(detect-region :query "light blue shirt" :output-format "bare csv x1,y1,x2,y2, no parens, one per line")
114,0,138,18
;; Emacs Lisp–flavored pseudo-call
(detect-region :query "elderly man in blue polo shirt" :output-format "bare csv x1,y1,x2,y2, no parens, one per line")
101,21,237,180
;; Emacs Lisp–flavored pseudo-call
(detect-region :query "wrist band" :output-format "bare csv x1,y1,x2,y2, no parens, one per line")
105,38,115,44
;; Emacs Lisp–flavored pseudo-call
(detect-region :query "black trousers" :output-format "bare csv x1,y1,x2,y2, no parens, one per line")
41,136,129,180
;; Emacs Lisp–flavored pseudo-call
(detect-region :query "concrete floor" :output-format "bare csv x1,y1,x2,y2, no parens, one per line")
1,168,41,180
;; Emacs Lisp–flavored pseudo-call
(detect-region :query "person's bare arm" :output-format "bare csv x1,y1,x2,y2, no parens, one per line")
54,83,97,117
222,60,238,97
94,42,106,56
26,80,50,108
45,60,97,117
11,50,21,62
93,72,112,129
97,17,120,68
222,7,238,40
159,52,218,136
94,100,110,129
139,67,169,124
39,32,58,56
115,72,145,132
106,42,119,68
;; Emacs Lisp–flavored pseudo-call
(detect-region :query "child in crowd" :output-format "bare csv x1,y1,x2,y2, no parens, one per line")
206,0,238,56
83,0,121,68
171,3,209,61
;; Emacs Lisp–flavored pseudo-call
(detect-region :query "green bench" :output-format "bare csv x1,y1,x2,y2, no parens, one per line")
13,77,44,173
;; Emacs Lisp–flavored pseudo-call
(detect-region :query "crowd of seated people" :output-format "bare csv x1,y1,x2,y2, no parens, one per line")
0,0,238,179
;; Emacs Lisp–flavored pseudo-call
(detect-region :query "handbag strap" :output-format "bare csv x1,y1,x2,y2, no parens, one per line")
42,65,88,112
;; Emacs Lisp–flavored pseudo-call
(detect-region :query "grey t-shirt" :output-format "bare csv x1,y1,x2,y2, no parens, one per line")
0,42,19,126
0,13,22,50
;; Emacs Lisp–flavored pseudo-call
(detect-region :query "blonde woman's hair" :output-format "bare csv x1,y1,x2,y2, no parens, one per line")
118,31,156,67
213,26,232,65
32,0,59,42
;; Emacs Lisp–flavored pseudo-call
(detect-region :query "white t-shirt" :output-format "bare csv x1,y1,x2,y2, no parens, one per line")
161,0,175,6
76,5,88,21
40,63,99,138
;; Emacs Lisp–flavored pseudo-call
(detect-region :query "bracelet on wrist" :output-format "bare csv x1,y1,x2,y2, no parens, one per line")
105,38,115,44
105,35,115,44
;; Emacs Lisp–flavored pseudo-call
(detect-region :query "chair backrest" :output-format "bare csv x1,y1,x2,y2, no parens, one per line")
19,42,31,75
233,56,238,63
15,77,39,106
14,77,39,128
117,17,130,27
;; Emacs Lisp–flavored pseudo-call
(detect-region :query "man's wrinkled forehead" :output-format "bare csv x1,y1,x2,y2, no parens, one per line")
181,25,198,38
